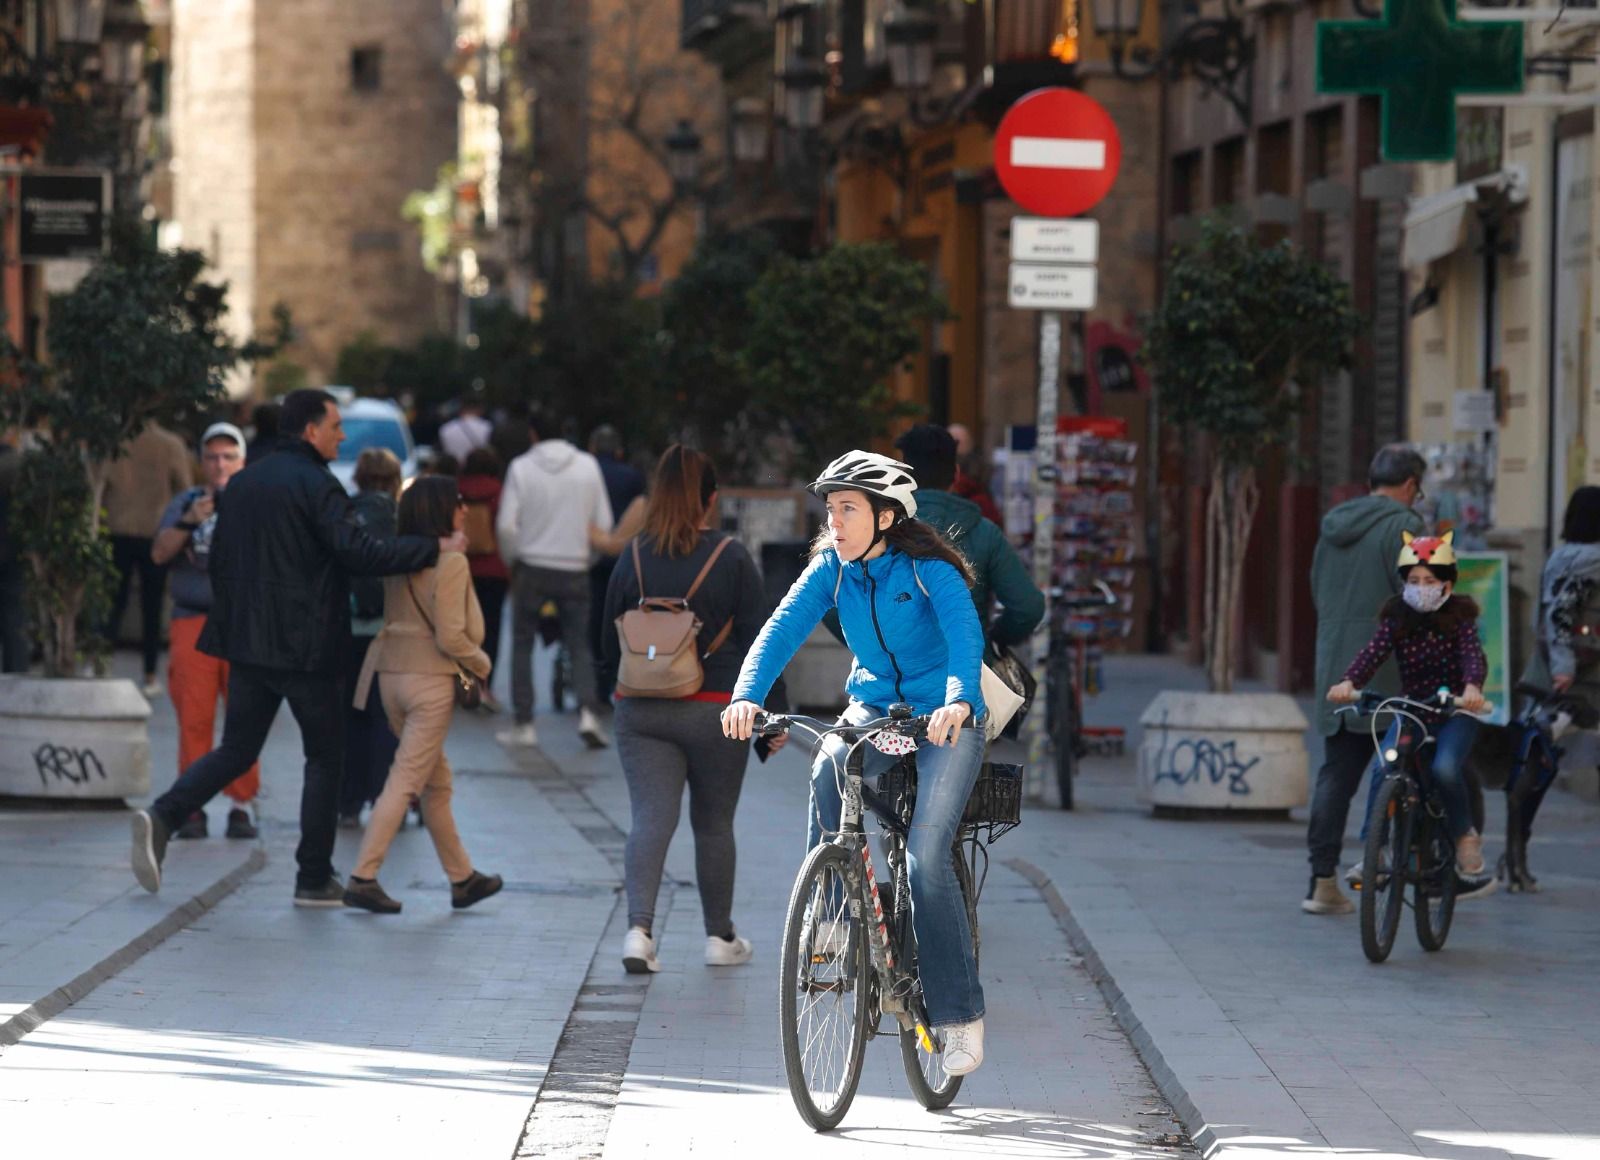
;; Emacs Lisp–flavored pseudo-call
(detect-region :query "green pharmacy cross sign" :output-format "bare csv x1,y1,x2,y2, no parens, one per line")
1316,0,1522,162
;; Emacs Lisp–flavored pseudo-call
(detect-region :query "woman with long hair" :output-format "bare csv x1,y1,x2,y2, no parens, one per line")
344,475,502,914
721,451,991,1076
600,445,773,974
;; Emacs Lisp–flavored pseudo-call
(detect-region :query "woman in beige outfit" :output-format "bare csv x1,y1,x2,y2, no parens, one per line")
345,475,503,914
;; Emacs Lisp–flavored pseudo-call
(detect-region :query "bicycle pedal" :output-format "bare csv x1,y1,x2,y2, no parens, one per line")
915,1023,935,1054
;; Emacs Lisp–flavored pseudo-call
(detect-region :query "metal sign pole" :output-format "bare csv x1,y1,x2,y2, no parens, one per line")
1023,309,1061,803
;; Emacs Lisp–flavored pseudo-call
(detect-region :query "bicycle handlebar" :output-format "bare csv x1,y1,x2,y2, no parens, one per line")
753,709,931,742
1333,688,1494,717
1048,579,1119,609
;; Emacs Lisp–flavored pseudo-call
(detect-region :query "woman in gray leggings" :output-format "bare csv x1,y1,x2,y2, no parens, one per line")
598,445,779,972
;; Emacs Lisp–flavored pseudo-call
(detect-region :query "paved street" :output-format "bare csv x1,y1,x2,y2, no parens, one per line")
7,645,1599,1158
0,646,1191,1159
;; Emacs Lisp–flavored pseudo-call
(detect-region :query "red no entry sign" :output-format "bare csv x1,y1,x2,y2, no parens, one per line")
994,88,1122,219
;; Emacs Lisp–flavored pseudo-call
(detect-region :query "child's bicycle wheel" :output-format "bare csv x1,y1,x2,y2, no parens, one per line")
1360,777,1411,963
1413,814,1457,951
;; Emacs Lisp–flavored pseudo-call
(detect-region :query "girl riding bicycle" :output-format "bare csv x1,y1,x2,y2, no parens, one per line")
721,451,990,1075
1328,531,1491,882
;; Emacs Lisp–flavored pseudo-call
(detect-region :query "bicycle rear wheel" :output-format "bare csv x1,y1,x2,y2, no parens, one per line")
779,842,870,1132
1360,776,1410,963
898,851,979,1110
1414,813,1457,951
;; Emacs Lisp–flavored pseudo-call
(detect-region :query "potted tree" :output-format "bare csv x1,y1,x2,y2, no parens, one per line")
1135,217,1362,812
0,238,271,800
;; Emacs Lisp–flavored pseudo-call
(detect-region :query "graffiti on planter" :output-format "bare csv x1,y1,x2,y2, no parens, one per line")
34,743,106,788
1152,729,1259,796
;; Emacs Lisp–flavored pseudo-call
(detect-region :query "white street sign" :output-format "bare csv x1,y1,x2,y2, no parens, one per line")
1012,218,1099,263
1008,263,1097,311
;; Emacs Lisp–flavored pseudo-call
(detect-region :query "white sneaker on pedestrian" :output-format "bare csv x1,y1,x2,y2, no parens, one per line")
496,723,538,748
941,1018,985,1076
1301,875,1355,915
705,931,754,966
622,926,660,974
140,677,163,699
578,707,610,749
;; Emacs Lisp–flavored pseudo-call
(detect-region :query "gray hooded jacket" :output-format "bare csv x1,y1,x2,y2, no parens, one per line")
1311,494,1425,735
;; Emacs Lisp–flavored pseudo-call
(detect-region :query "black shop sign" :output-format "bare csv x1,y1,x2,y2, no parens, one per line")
18,171,109,262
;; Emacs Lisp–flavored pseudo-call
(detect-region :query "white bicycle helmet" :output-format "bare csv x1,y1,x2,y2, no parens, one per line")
808,450,919,519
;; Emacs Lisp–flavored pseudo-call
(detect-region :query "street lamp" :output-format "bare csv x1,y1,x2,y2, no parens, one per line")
665,118,703,189
1090,0,1254,125
730,97,769,164
882,4,937,91
780,55,826,130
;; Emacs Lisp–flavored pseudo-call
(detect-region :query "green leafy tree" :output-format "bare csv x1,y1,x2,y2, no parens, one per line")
1140,217,1363,691
530,282,664,450
0,239,280,676
333,330,396,395
742,241,948,472
658,231,777,482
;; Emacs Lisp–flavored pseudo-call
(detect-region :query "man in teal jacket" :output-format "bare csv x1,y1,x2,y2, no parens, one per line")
894,425,1045,646
1303,445,1427,915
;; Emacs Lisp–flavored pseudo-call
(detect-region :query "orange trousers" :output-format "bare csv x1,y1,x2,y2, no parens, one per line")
169,615,260,803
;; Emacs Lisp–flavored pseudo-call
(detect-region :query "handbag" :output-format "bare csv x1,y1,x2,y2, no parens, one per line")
614,536,734,698
406,576,484,710
983,638,1037,740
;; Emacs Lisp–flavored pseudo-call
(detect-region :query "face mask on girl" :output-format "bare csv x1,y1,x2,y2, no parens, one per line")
1403,582,1448,613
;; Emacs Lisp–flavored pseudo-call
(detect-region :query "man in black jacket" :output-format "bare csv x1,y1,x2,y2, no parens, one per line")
132,389,467,906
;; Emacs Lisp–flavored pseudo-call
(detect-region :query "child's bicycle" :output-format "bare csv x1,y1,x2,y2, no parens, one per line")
1338,688,1491,963
1498,683,1598,892
752,706,1021,1131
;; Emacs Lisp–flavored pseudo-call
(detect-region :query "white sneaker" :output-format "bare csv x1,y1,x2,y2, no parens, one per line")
496,723,538,748
622,926,660,974
1456,829,1487,876
140,677,163,699
705,931,754,966
578,707,610,749
942,1018,985,1076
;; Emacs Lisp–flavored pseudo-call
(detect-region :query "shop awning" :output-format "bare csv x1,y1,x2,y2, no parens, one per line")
1401,168,1526,270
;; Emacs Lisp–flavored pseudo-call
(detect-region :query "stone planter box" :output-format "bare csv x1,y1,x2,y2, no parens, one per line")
1138,691,1309,814
0,676,151,801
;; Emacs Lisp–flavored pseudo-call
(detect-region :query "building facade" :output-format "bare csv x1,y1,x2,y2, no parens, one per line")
170,0,457,387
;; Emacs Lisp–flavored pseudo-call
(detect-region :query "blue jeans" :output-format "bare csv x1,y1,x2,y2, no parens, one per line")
1358,715,1481,843
808,701,986,1028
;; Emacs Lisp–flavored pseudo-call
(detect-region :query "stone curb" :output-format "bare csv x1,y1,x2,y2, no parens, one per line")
0,845,268,1048
1007,856,1295,1159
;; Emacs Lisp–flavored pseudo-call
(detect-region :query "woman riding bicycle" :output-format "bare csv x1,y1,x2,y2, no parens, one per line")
1328,531,1491,883
721,451,990,1076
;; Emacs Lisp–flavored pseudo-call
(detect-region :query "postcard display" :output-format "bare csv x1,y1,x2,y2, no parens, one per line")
1050,417,1138,754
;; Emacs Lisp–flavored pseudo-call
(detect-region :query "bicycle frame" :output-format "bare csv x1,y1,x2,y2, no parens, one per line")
764,710,946,1041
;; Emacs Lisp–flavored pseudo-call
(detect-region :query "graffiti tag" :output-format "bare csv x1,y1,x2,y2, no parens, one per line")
1153,733,1259,796
34,743,106,788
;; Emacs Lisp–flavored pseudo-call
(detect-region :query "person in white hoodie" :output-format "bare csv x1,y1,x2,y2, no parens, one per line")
496,410,614,749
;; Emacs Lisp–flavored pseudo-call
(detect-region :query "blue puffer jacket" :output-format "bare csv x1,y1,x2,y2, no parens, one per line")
732,546,987,720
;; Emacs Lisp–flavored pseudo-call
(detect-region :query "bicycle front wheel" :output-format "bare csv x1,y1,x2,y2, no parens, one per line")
1360,776,1410,963
1414,813,1457,951
779,842,870,1132
898,850,979,1110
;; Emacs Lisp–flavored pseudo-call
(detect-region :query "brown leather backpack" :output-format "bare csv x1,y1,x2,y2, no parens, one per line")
614,536,734,698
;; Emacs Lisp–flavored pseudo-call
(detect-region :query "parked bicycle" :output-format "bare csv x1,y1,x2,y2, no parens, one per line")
1340,688,1491,963
1045,580,1120,810
753,706,1021,1131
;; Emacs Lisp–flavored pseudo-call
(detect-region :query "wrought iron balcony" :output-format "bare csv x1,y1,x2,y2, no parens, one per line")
682,0,768,51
